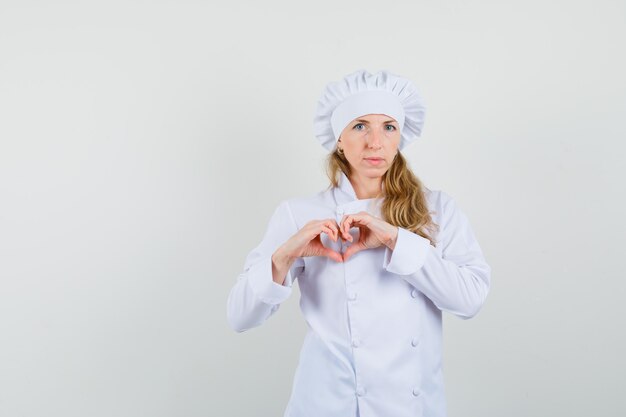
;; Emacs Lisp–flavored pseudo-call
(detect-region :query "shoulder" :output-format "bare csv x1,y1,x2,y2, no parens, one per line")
283,189,328,211
275,188,333,228
421,186,452,215
421,187,472,232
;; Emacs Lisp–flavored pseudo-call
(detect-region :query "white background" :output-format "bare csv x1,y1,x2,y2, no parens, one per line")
1,1,624,416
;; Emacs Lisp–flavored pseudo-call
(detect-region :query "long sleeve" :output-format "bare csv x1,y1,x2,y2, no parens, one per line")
382,193,491,319
226,200,305,332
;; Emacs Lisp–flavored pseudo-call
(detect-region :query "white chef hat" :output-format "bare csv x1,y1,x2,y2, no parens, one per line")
313,69,426,152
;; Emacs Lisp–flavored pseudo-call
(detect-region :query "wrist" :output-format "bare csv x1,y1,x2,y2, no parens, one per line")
272,247,295,268
385,227,399,250
271,248,296,286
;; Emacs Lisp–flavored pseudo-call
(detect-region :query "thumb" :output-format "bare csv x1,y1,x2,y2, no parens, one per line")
342,243,364,262
322,247,344,263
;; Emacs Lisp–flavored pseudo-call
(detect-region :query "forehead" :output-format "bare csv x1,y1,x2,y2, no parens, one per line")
351,113,398,123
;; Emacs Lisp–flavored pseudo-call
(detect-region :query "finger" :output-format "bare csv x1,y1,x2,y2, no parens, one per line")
348,213,370,226
324,225,342,244
315,220,337,242
344,217,354,242
346,214,374,241
303,222,324,240
323,248,343,263
320,225,334,240
324,220,339,241
342,215,352,238
338,215,348,240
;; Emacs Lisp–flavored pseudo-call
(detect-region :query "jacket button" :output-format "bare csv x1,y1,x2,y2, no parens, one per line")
356,386,366,397
411,337,419,347
348,291,357,301
410,289,418,298
351,338,360,348
412,387,420,397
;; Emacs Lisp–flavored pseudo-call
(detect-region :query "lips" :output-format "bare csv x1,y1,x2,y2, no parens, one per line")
364,157,384,166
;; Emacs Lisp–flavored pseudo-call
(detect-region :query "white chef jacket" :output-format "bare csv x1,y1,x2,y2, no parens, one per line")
227,172,491,417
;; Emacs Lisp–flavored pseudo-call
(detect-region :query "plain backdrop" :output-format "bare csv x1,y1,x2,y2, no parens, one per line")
1,1,625,416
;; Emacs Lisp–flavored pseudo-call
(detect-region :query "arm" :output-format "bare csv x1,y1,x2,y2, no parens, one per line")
226,200,305,332
382,193,491,319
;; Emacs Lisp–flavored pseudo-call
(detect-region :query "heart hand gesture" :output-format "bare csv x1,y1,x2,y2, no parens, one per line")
272,214,398,284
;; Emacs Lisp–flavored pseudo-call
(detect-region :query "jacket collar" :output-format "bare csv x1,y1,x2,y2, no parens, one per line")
331,171,431,217
333,171,383,216
338,171,357,201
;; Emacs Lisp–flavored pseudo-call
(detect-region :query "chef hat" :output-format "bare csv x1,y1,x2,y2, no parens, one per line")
313,69,427,152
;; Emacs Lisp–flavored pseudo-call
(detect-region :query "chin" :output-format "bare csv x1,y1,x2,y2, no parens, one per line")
360,169,387,178
363,164,388,172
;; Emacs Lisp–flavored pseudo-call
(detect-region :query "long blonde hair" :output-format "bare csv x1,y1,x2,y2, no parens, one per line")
325,149,439,247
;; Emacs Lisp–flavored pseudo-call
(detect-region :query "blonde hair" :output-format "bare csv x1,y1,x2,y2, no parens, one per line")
325,149,439,247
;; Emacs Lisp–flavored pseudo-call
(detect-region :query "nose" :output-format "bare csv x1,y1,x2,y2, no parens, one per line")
366,128,382,149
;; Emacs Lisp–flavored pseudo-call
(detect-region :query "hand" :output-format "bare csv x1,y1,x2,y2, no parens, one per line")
339,211,399,261
277,218,344,263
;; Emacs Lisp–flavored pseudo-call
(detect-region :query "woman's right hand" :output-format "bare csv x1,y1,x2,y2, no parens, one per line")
280,219,345,263
271,219,347,285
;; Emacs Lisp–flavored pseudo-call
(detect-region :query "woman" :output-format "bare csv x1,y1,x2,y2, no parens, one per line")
226,69,491,417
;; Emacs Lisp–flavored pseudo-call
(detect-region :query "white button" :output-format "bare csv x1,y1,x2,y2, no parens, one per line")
411,337,419,347
348,291,357,301
356,387,366,396
352,338,360,348
412,387,420,397
410,289,418,298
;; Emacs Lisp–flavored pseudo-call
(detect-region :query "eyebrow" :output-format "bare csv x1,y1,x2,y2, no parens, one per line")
354,119,398,124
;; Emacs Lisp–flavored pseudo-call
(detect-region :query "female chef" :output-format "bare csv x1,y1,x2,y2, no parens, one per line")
227,69,491,417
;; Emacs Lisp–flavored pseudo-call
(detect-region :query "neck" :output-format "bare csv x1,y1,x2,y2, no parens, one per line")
349,174,383,199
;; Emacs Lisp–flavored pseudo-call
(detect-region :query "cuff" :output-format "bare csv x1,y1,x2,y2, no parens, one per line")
247,255,292,305
383,227,432,275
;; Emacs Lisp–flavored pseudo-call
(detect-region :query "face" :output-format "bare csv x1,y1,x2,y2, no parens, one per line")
337,113,401,180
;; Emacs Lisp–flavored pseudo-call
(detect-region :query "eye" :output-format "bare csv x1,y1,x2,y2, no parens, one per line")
385,124,397,131
353,123,366,131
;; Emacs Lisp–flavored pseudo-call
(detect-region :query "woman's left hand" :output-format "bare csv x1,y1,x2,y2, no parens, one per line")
339,211,399,261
